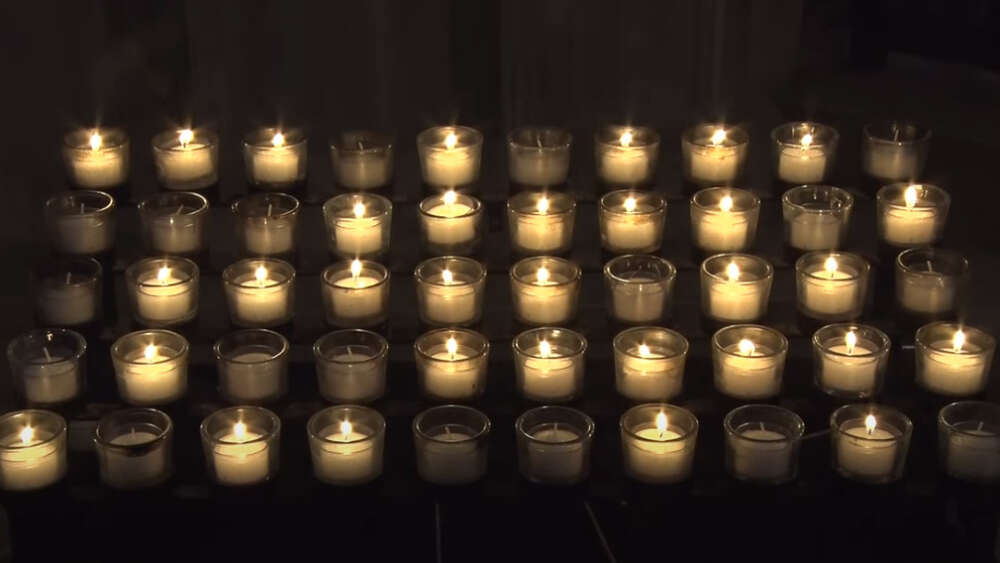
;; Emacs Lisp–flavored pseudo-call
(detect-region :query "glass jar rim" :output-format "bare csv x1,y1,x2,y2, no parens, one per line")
232,192,302,219
127,257,199,288
620,403,697,443
508,191,576,216
201,406,281,445
94,408,173,450
691,187,759,214
329,130,395,153
507,126,572,150
413,404,492,443
414,328,490,361
37,257,103,287
769,121,840,148
213,329,290,363
222,258,296,288
723,404,805,441
682,122,749,145
313,329,389,363
308,405,385,444
812,324,890,357
418,192,483,219
594,124,661,148
510,256,582,286
795,251,869,281
830,404,912,441
139,191,210,217
45,190,116,215
111,329,189,365
781,185,854,213
599,189,666,215
63,127,128,150
323,192,393,219
417,125,484,150
7,328,87,365
938,401,1000,437
322,261,389,289
0,410,67,451
702,253,774,284
613,326,689,359
876,183,950,209
414,256,486,286
516,406,594,443
152,128,219,151
712,324,788,357
863,120,932,144
242,126,307,148
895,247,968,276
512,327,587,359
604,254,677,284
915,322,996,355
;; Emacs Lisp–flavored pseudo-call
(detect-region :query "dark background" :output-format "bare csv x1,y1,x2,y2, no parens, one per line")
1,1,999,562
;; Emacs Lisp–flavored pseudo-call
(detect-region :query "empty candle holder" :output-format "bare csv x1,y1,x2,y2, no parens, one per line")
322,192,392,260
513,327,587,402
712,325,788,401
321,260,390,328
613,327,689,402
7,328,87,407
604,255,677,325
313,329,389,404
700,253,773,324
938,401,1000,484
222,258,296,328
329,130,394,190
419,191,484,256
770,122,839,185
308,405,385,486
724,404,804,485
795,251,870,322
111,329,189,406
413,404,491,485
0,409,67,491
507,191,576,256
417,125,484,189
876,183,950,249
94,408,173,490
812,323,891,399
415,256,486,327
415,328,490,401
511,256,582,326
138,191,210,256
594,125,660,187
151,127,219,190
214,329,290,404
516,405,594,486
862,120,930,184
620,403,698,484
598,189,667,254
508,126,572,187
690,187,760,254
45,190,116,256
231,192,301,258
33,258,102,327
125,257,199,327
781,185,854,253
681,123,749,188
62,127,129,189
243,127,307,189
915,322,995,397
895,248,968,325
830,403,912,484
201,406,280,487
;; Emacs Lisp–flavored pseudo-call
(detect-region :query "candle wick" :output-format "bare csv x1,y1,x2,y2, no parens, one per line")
925,260,934,273
759,422,765,432
266,203,273,219
66,271,73,285
175,205,184,216
357,140,365,151
79,202,85,215
535,133,543,149
42,347,52,362
444,424,452,438
345,345,353,356
977,421,984,432
553,422,559,435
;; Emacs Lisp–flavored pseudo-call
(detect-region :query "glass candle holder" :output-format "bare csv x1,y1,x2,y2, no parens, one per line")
513,327,587,402
0,409,67,491
681,123,749,186
770,122,839,185
138,191,210,255
724,404,804,485
795,251,870,322
419,191,484,256
222,258,296,328
613,327,689,402
830,403,912,484
308,405,385,486
415,256,486,327
516,406,594,486
415,328,490,401
111,329,189,406
938,401,1000,484
94,408,173,490
321,260,390,328
7,328,86,407
598,189,667,254
330,130,395,190
712,325,788,400
313,330,389,404
125,257,199,327
33,258,102,327
594,125,660,186
876,183,950,249
507,191,576,256
812,324,891,399
242,127,307,189
862,121,930,183
151,127,219,190
510,256,582,326
200,406,280,487
915,322,995,397
700,253,773,324
781,185,854,252
44,190,115,255
413,405,491,485
231,192,301,257
62,127,129,189
214,329,290,404
417,125,484,189
895,248,968,322
620,403,697,484
604,255,677,325
690,187,760,254
508,126,571,187
322,192,392,260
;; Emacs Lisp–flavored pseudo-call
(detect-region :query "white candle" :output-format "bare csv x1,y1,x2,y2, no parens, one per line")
212,422,271,486
423,337,483,400
244,216,295,255
897,266,958,316
919,330,990,396
0,425,66,491
693,195,752,252
819,331,879,395
716,339,782,400
251,132,300,185
598,129,654,185
116,344,187,405
421,191,478,248
512,265,578,325
609,275,666,324
416,425,482,485
616,344,685,401
602,194,662,252
865,144,918,181
788,212,842,251
509,133,570,186
311,421,381,486
688,128,741,184
18,353,80,405
147,210,203,254
220,351,284,403
419,267,480,326
132,265,197,326
325,260,387,327
509,194,573,254
776,133,826,184
156,129,214,185
881,185,940,246
227,264,294,327
317,351,385,403
102,430,169,489
37,273,99,326
730,425,792,482
518,340,580,401
49,197,115,255
66,131,128,188
525,425,585,483
705,260,768,322
946,423,1000,482
423,131,479,186
622,412,693,484
837,415,898,480
798,255,861,318
333,201,387,257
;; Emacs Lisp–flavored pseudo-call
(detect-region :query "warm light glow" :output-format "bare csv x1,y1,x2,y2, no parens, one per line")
623,196,638,213
352,201,366,218
178,129,194,147
446,336,458,359
19,426,34,444
89,132,102,151
800,132,813,148
538,340,552,358
726,261,740,282
441,268,454,284
350,259,362,279
271,132,285,147
655,411,668,433
619,130,634,147
537,196,550,214
864,414,877,435
536,266,550,284
719,195,734,212
234,421,247,440
443,190,457,206
156,266,171,283
254,265,268,284
737,339,756,356
904,185,919,208
952,329,966,353
638,343,651,357
710,128,727,146
340,420,353,437
845,330,858,355
444,132,458,150
143,344,157,361
824,256,839,277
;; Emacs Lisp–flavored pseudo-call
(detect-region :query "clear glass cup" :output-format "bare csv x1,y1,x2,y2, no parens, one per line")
138,191,210,255
308,405,385,486
330,130,395,190
516,406,594,486
44,190,116,255
700,253,773,324
242,126,307,189
151,127,219,190
598,189,667,254
895,248,968,322
620,403,698,484
417,125,484,189
94,408,173,490
510,256,582,326
111,329,190,406
613,327,689,402
33,258,102,327
200,406,281,487
221,258,296,328
690,187,760,254
604,255,677,325
915,322,995,397
7,328,87,406
712,324,788,400
62,127,129,189
830,403,912,484
0,409,68,491
794,251,870,322
507,191,576,256
214,329,290,404
313,329,389,404
876,183,950,249
125,256,199,327
418,191,484,256
681,123,749,186
322,192,392,260
321,260,390,328
781,185,853,252
414,328,490,402
724,404,804,485
507,126,572,187
862,121,930,183
231,192,301,257
938,401,1000,484
513,327,587,402
413,405,491,485
812,323,891,399
769,122,839,185
415,256,486,327
594,125,660,186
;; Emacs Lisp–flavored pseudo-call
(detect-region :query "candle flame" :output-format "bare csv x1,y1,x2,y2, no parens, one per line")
845,330,857,355
904,185,919,208
443,190,457,206
800,132,813,148
737,339,756,356
441,269,455,284
952,329,966,353
619,130,633,147
719,195,734,213
254,265,268,284
446,336,458,359
178,128,194,148
157,266,171,283
89,131,102,151
726,261,740,282
19,426,34,444
710,128,727,146
864,414,877,435
638,343,651,357
656,411,668,433
824,256,839,277
444,132,458,150
352,201,366,218
340,420,353,436
234,421,247,440
350,259,362,279
537,196,550,214
271,132,285,147
536,266,550,284
538,339,552,358
623,196,638,213
143,344,157,361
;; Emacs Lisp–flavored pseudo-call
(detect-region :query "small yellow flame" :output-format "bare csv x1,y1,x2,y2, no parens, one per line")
800,132,813,148
446,336,458,359
845,330,857,355
156,266,171,283
638,343,651,357
538,340,552,358
719,195,734,213
952,329,966,353
623,196,638,213
271,132,285,147
340,420,353,437
710,128,727,146
444,132,458,150
350,259,362,279
726,261,740,282
234,421,247,440
441,268,454,284
352,201,366,219
737,339,756,356
536,266,550,284
619,130,633,147
89,131,102,151
19,426,34,444
254,265,268,284
655,411,668,433
443,190,457,206
864,414,877,435
824,256,839,277
178,129,194,147
143,344,157,361
537,196,550,214
904,185,919,208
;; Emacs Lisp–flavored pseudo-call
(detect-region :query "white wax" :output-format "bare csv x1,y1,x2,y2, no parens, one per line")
694,212,750,252
604,214,659,252
919,343,987,396
820,344,878,394
149,214,202,254
243,218,295,255
510,151,569,186
318,352,384,403
421,281,478,326
599,147,650,185
37,279,98,326
882,207,937,247
134,271,196,325
617,351,684,401
837,424,897,479
946,428,1000,482
117,351,186,405
624,427,690,484
312,426,380,485
788,213,841,251
336,154,391,190
221,351,284,402
52,213,113,255
334,216,385,257
519,351,579,401
252,147,299,184
514,281,575,325
424,203,476,246
730,428,791,481
865,145,917,181
424,350,482,400
707,279,766,322
19,359,80,404
800,269,858,318
689,145,739,184
610,277,665,324
898,274,955,315
777,146,826,184
328,275,384,326
102,430,168,488
229,274,292,326
512,213,567,254
525,427,585,483
213,431,270,486
717,344,781,400
70,150,127,188
425,149,477,186
159,143,213,184
0,432,65,491
417,427,482,485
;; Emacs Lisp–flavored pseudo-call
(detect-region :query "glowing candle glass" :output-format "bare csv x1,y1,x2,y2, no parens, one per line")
510,256,582,326
329,130,394,190
516,406,594,486
419,190,484,256
876,183,950,248
151,127,219,190
111,330,189,406
598,190,667,254
915,323,995,397
7,328,86,407
594,125,660,186
862,121,930,184
125,257,199,327
242,127,307,189
322,192,392,260
138,191,209,255
938,401,1000,484
232,192,301,257
0,410,67,491
681,123,749,187
413,405,491,485
604,255,677,325
781,185,853,252
690,187,760,254
700,253,773,324
895,248,968,323
724,404,804,485
769,122,839,185
321,260,390,328
613,327,688,402
712,325,788,401
94,408,173,490
513,327,587,402
200,406,280,487
313,329,389,404
795,251,870,322
415,256,486,327
62,127,129,189
620,403,697,484
414,328,490,401
417,125,484,189
33,258,102,327
812,324,890,399
44,190,116,255
308,405,385,486
214,329,290,404
507,126,571,187
222,258,296,328
507,191,576,256
831,404,912,484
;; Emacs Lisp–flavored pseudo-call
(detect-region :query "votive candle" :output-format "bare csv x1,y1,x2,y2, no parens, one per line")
313,330,389,404
0,410,67,491
33,258,101,327
781,185,853,252
138,191,210,255
700,253,773,324
862,121,930,184
243,127,307,188
111,330,189,406
712,325,788,400
321,260,390,328
513,327,587,402
598,190,667,254
214,329,290,404
594,125,660,186
794,251,870,322
510,256,581,326
308,405,385,486
322,192,392,260
507,191,576,256
604,254,677,325
812,324,890,399
915,323,995,397
222,258,296,328
613,327,689,402
413,405,491,485
44,190,116,256
62,127,129,189
414,328,490,402
876,183,949,248
151,127,219,190
724,404,804,485
681,123,749,186
201,406,280,487
419,190,483,256
508,126,571,187
831,403,912,484
516,406,594,486
417,125,484,188
895,248,967,322
232,192,301,257
938,401,1000,484
415,256,486,327
690,187,760,254
330,130,394,190
620,403,698,484
125,257,199,327
769,122,839,185
7,328,87,406
94,408,173,490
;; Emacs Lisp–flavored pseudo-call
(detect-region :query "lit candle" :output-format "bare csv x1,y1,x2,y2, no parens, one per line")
138,191,209,255
222,259,296,328
0,411,68,491
94,408,173,490
781,185,853,252
795,252,869,321
507,126,572,187
322,260,390,328
329,130,394,190
916,324,995,397
712,325,787,400
507,191,576,256
598,190,667,254
516,406,594,485
832,407,912,484
813,324,890,398
613,327,689,402
415,257,486,327
7,328,86,406
111,331,189,406
771,122,838,184
595,126,660,186
62,128,129,189
35,259,102,327
510,257,581,326
682,124,749,186
232,192,300,257
152,128,218,190
213,421,270,486
413,405,490,485
939,402,1000,484
244,129,306,187
417,126,484,188
701,254,773,323
126,258,199,327
513,328,587,402
214,329,289,404
415,329,489,401
313,329,389,404
620,406,697,484
877,183,950,248
308,411,384,486
690,187,760,253
724,405,803,484
419,190,483,254
323,193,392,259
604,255,676,324
44,190,116,255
